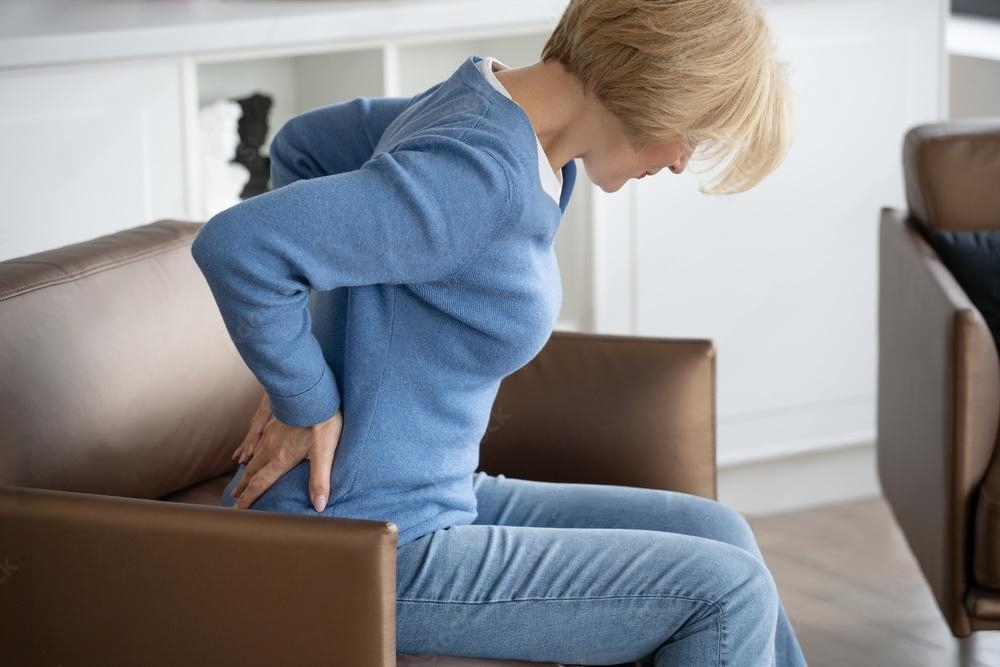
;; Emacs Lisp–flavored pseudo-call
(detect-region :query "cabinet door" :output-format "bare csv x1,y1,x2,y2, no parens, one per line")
0,60,187,261
598,0,946,473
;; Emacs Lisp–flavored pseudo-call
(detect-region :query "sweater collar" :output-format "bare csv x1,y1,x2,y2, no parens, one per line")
463,55,577,215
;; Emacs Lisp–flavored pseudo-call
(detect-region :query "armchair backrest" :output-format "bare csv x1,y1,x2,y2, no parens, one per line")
0,220,256,499
482,331,717,500
904,118,1000,231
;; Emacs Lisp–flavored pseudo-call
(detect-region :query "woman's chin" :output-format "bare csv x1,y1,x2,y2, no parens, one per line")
597,179,626,194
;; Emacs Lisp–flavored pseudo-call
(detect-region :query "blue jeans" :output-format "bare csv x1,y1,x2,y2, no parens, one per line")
220,467,808,666
395,471,809,666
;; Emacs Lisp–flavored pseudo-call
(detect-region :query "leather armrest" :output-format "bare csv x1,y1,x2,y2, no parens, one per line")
876,208,1000,636
479,330,717,499
0,485,398,667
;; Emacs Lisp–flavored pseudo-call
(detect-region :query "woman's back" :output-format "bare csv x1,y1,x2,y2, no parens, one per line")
195,55,577,546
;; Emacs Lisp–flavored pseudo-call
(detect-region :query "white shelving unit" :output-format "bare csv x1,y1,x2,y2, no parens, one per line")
947,13,1000,119
949,13,1000,60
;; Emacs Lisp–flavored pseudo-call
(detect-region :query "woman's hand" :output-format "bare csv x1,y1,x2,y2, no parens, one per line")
230,401,344,513
232,391,273,465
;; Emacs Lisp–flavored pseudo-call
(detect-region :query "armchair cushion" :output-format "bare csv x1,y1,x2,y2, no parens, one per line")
0,220,254,500
914,223,1000,355
160,472,234,505
912,223,1000,592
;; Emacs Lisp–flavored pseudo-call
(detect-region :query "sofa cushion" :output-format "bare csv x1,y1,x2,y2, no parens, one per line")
914,223,1000,355
0,219,261,499
160,471,235,505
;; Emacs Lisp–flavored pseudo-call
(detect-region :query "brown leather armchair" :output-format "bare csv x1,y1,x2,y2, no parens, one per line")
0,219,717,666
877,119,1000,638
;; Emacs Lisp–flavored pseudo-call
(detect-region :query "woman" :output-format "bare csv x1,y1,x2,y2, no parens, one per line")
191,0,804,664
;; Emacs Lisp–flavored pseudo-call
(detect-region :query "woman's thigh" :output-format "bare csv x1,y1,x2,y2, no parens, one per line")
395,522,779,666
470,471,766,561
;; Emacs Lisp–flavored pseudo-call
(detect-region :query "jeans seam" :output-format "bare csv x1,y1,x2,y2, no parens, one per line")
719,592,726,666
398,594,724,666
712,567,770,667
397,592,720,607
399,572,764,667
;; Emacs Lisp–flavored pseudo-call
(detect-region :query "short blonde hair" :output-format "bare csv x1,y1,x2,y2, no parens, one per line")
541,0,793,194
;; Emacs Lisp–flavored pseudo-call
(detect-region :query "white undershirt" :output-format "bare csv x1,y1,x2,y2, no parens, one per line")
476,56,563,205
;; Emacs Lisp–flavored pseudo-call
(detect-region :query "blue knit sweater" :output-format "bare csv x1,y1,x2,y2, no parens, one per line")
191,54,577,546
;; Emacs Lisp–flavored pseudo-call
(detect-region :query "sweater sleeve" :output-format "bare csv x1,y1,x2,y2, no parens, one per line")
269,95,414,188
190,135,513,427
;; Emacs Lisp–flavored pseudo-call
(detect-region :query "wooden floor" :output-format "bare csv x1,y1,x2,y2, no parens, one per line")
745,496,1000,667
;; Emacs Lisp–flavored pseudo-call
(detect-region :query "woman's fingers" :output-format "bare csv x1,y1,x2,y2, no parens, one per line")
235,414,272,464
232,392,273,462
231,425,287,509
231,437,265,499
229,409,343,512
233,457,286,510
232,423,260,463
232,431,256,463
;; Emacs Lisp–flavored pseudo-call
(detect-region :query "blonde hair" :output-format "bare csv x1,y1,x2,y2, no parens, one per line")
541,0,793,194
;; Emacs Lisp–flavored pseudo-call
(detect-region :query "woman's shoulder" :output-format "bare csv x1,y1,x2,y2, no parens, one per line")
373,60,539,187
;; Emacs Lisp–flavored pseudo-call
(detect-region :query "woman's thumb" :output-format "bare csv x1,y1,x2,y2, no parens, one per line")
308,447,334,512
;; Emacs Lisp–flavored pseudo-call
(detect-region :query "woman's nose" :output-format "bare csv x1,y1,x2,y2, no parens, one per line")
670,152,691,174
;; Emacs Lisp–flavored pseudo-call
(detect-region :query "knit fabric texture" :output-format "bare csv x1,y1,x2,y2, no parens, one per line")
190,54,577,546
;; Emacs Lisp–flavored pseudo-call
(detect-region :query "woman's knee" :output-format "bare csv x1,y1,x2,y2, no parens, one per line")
683,496,763,558
739,552,780,605
662,542,780,661
715,503,761,554
716,546,781,624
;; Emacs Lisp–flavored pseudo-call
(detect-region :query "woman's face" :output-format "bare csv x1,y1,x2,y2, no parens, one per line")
580,105,694,193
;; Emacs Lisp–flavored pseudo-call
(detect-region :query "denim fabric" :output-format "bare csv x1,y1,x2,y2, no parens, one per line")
394,471,809,667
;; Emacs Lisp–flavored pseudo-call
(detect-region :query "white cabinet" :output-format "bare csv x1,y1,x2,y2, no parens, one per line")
590,0,949,512
0,59,188,260
624,0,947,468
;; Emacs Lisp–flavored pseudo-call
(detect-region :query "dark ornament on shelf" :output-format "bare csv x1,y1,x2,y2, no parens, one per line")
232,91,274,199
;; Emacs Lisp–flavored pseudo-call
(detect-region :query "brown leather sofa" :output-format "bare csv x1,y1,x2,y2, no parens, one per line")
0,219,717,666
877,119,1000,638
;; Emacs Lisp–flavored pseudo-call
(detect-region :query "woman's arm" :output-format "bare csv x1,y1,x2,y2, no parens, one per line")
190,133,514,428
269,95,414,188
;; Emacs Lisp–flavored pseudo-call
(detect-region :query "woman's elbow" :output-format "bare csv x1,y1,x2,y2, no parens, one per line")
190,212,236,280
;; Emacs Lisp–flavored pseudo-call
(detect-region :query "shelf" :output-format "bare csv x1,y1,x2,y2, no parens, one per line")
0,0,569,70
948,14,1000,61
197,48,385,156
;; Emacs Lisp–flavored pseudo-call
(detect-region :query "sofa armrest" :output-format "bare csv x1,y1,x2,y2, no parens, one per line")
877,207,1000,637
0,485,398,667
479,330,717,499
